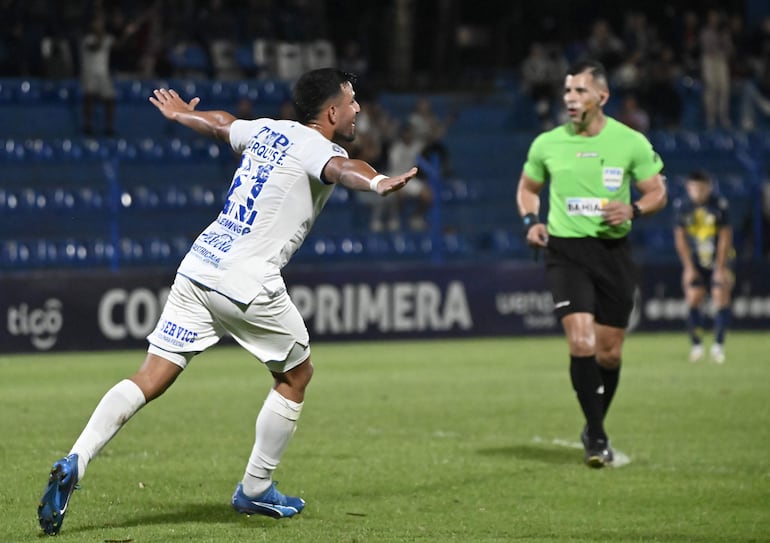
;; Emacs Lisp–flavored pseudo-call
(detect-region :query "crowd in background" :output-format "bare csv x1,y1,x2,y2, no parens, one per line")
6,3,770,136
4,2,770,132
0,0,328,80
2,1,770,246
3,2,770,130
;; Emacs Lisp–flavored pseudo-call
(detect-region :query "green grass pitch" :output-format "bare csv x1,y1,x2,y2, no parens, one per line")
1,331,768,542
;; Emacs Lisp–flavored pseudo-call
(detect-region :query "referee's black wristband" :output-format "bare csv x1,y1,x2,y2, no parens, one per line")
631,203,643,220
522,212,540,234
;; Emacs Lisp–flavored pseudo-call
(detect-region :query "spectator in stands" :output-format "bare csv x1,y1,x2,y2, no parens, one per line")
348,96,396,230
678,10,701,79
739,16,770,131
278,99,295,120
516,59,667,468
641,45,683,130
621,12,651,58
361,123,422,232
586,19,626,73
36,68,418,536
79,10,144,135
699,9,733,129
338,40,370,85
79,13,118,136
611,51,643,96
739,75,770,131
618,94,650,133
40,29,75,79
389,124,433,231
673,170,734,364
520,42,567,130
408,97,450,148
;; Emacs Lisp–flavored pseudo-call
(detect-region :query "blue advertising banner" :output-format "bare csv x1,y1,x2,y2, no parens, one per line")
1,260,768,353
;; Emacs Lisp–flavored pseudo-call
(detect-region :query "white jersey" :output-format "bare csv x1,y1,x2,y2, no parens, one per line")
177,118,348,303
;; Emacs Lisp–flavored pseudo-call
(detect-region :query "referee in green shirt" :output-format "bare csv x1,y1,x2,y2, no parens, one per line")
516,59,667,468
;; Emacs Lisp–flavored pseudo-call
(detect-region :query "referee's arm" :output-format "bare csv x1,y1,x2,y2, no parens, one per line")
516,172,548,247
603,173,667,226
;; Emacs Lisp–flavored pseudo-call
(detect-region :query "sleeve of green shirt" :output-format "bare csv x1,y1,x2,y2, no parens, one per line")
630,132,664,182
522,133,548,183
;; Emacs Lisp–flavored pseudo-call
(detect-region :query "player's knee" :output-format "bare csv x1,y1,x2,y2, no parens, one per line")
275,358,314,391
596,352,621,369
131,354,183,401
129,372,173,402
567,335,595,356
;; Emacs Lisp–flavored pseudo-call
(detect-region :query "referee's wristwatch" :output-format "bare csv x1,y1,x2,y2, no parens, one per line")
522,212,540,234
631,202,643,219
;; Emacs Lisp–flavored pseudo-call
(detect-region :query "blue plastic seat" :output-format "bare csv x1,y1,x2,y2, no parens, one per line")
235,45,258,74
58,239,89,265
51,139,83,160
256,79,291,104
676,131,703,154
1,138,26,160
119,238,144,262
136,138,165,160
143,237,173,261
41,79,80,104
15,79,42,102
336,235,364,257
89,239,116,264
362,233,392,258
76,187,107,210
168,42,211,76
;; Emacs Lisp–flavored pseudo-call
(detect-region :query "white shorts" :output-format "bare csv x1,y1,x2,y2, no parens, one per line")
147,274,310,373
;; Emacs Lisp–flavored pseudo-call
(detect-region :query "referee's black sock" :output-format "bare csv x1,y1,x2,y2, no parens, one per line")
597,364,620,416
570,355,606,440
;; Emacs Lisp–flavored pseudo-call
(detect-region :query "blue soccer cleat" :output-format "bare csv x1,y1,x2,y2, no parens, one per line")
37,453,79,535
231,482,305,518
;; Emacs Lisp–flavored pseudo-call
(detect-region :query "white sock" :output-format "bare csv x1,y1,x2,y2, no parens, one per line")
242,389,303,497
70,379,146,481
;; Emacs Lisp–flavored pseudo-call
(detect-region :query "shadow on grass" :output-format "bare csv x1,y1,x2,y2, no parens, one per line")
476,444,578,465
70,502,283,534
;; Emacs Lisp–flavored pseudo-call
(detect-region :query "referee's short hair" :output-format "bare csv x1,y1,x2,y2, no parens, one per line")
567,59,607,81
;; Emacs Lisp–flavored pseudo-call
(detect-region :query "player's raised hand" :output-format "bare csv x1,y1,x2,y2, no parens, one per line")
149,89,201,120
374,167,419,196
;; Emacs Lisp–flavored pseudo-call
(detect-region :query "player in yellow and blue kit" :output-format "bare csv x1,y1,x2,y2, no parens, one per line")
673,170,734,364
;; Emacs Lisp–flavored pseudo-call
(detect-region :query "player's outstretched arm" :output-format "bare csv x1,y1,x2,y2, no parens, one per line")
149,88,236,142
323,156,418,196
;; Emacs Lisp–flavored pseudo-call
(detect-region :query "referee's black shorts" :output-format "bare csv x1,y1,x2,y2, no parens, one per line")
545,235,637,328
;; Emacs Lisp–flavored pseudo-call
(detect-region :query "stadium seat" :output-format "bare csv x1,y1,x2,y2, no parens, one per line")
41,79,80,104
275,42,304,80
302,40,336,71
235,44,259,76
168,42,211,78
0,79,16,102
209,39,243,80
15,79,42,102
337,235,364,257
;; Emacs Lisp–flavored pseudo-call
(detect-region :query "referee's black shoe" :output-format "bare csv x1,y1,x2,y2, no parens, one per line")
581,427,614,468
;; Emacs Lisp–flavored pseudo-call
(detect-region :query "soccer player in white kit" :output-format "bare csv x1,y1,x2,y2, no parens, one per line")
37,68,418,535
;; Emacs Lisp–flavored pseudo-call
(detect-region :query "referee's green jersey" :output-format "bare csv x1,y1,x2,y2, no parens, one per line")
523,117,664,238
